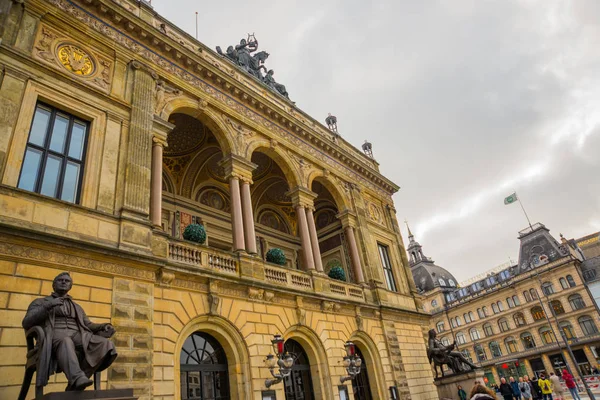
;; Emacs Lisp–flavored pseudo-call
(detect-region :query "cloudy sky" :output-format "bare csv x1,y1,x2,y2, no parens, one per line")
154,0,600,282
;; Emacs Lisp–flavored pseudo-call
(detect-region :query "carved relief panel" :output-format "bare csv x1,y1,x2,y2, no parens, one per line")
32,24,114,93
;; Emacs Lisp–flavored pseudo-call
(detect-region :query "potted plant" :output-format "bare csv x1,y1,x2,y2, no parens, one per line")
182,223,207,245
266,248,286,266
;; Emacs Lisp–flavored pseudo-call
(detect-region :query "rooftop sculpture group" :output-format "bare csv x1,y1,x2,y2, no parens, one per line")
216,34,289,99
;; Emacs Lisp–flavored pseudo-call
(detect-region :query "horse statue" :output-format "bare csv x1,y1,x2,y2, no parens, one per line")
427,329,478,379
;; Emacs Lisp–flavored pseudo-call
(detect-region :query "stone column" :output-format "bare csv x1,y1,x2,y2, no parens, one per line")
150,138,164,228
305,207,323,272
229,176,245,252
122,61,156,218
541,354,555,374
241,178,257,254
296,205,315,271
523,359,535,379
345,225,365,284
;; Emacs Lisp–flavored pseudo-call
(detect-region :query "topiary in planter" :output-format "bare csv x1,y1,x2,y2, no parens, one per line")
266,248,286,265
183,223,207,244
328,265,347,282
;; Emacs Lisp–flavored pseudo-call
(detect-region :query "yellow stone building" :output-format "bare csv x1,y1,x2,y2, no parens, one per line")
412,223,600,386
0,0,437,398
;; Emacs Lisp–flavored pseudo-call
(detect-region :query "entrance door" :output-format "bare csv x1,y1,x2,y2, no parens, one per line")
284,339,315,400
180,331,230,400
352,346,373,400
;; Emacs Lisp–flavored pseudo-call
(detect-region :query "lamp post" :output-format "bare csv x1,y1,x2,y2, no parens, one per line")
340,341,362,383
265,334,294,388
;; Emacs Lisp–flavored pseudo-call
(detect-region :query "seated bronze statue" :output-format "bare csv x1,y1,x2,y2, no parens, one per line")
21,272,117,394
427,328,478,378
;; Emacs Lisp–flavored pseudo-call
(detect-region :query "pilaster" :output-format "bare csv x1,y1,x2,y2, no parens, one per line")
0,65,28,180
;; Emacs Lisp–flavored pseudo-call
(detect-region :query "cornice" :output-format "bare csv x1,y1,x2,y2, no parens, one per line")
39,0,399,196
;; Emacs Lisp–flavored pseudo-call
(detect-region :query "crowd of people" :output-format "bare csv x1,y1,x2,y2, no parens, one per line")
461,369,582,400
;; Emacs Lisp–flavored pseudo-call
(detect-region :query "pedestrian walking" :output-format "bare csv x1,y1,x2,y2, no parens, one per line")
470,383,497,400
531,376,543,400
501,377,515,400
458,385,468,400
511,376,522,400
549,372,564,400
561,370,580,400
538,373,553,400
519,377,532,400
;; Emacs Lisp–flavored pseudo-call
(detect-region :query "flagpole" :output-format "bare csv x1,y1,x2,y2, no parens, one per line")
516,192,534,230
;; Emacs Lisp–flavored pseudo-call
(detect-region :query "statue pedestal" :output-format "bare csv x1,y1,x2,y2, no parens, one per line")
38,389,136,400
433,370,485,400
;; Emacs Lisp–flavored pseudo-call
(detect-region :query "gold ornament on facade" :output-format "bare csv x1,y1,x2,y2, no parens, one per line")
56,43,95,76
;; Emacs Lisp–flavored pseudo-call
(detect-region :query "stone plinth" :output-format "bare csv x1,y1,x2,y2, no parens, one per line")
38,389,136,400
433,370,485,400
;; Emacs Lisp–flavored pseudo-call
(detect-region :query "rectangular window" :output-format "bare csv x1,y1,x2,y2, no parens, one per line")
378,244,397,292
17,103,89,204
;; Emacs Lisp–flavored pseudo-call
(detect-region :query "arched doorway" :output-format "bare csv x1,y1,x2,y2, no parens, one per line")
180,331,230,400
284,339,315,400
352,346,373,400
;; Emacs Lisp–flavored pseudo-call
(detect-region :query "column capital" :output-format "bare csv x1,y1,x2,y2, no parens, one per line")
286,186,317,208
152,116,174,147
218,154,257,182
336,210,358,228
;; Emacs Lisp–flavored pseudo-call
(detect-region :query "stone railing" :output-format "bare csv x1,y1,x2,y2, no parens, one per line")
328,280,365,300
264,263,313,290
168,238,238,276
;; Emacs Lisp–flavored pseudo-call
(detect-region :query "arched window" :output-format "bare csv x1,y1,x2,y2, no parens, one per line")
474,344,487,362
284,339,316,400
449,279,457,287
477,308,485,319
550,300,565,315
531,306,545,321
520,332,536,349
497,301,504,312
455,316,463,326
180,331,230,400
451,318,457,329
436,321,445,333
559,321,576,340
498,318,510,332
513,312,526,327
441,337,450,346
483,323,494,337
431,299,438,308
539,326,555,344
505,337,518,353
542,282,555,295
482,306,489,316
530,288,539,300
512,295,520,306
464,313,471,324
469,311,475,322
492,303,499,314
578,316,599,335
569,294,585,310
456,332,467,345
352,346,373,400
524,291,532,302
489,341,502,358
461,349,473,363
438,278,446,287
560,278,569,290
567,275,576,287
507,297,515,308
470,328,481,341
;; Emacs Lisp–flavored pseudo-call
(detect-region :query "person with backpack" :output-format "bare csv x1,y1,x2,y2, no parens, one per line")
458,385,468,400
561,369,580,400
510,376,522,400
501,377,515,400
519,376,532,400
538,373,553,400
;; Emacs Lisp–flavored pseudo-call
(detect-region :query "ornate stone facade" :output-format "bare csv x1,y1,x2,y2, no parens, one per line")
0,0,436,398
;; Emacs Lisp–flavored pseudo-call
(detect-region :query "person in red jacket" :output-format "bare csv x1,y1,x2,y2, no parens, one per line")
562,369,580,400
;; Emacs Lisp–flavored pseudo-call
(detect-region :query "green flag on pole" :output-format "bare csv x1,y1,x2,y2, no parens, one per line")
504,192,518,205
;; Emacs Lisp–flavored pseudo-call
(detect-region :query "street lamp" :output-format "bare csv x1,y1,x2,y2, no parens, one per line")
265,334,294,388
340,341,362,383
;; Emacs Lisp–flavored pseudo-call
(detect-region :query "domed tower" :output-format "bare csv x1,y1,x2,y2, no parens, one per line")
405,222,458,293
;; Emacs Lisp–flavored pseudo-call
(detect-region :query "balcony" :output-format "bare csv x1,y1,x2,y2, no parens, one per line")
164,236,366,302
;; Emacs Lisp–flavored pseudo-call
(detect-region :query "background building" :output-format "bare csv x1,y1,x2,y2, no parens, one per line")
0,0,437,398
413,223,600,385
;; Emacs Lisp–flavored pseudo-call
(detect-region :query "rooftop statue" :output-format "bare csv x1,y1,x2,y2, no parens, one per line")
427,329,478,379
21,272,117,393
216,34,291,100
